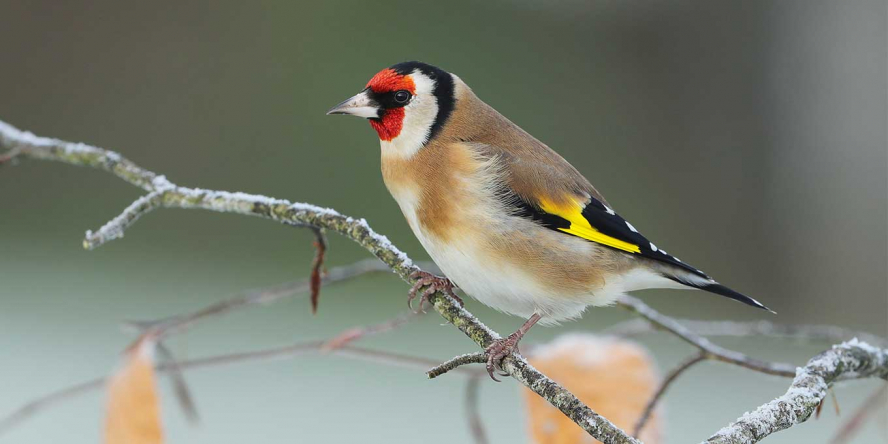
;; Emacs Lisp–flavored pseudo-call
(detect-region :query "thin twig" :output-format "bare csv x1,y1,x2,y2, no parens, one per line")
0,378,105,434
0,341,480,434
0,119,641,444
634,353,707,437
613,298,885,440
322,310,422,351
815,388,840,419
5,119,888,444
705,339,888,444
84,190,164,249
829,383,888,444
127,257,437,340
465,376,489,444
2,257,434,435
130,258,389,340
427,352,488,379
308,226,328,314
605,317,886,348
155,342,199,424
618,296,796,377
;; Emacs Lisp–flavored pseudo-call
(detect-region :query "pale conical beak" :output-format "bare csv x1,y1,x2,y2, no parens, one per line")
326,89,380,118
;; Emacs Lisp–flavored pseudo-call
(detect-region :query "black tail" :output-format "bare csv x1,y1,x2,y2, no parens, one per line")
663,272,775,313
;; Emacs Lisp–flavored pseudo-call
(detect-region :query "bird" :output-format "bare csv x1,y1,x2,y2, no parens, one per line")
327,61,772,380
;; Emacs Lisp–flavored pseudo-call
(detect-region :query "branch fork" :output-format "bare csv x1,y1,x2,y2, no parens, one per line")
2,118,887,444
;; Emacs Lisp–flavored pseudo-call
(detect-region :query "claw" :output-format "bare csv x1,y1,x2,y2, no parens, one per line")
482,313,543,382
419,285,439,313
484,336,516,382
407,276,431,310
406,271,459,313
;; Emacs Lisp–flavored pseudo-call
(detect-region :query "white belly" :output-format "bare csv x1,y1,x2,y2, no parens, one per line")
428,236,592,323
389,184,594,323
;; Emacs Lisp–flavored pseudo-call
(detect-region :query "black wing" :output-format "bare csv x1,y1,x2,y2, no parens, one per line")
513,193,711,279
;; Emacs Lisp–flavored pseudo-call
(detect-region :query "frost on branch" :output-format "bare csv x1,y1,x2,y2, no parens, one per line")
706,339,888,444
2,118,887,444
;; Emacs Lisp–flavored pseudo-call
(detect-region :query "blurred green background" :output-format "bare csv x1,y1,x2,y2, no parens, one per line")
1,1,885,443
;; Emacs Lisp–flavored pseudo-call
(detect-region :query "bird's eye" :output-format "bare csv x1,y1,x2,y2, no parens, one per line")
394,90,411,104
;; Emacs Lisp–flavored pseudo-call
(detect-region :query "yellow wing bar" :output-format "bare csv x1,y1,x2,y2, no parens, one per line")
538,197,641,254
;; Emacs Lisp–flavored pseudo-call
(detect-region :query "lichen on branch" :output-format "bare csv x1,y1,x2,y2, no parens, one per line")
706,339,888,444
0,119,639,443
2,118,886,444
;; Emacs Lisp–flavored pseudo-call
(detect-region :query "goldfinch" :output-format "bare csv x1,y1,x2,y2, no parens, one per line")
327,61,771,379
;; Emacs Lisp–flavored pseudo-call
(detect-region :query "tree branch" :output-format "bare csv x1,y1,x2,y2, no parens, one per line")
465,375,489,444
322,310,422,351
0,119,641,443
609,300,887,441
705,339,888,443
4,119,888,444
128,258,391,339
427,352,488,379
308,226,328,314
605,317,886,348
83,190,164,248
634,353,707,437
829,382,887,444
618,296,796,377
0,341,481,434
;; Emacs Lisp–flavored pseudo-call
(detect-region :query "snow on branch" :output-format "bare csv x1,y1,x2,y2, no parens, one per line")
0,119,639,444
706,339,887,443
2,118,886,444
605,317,886,348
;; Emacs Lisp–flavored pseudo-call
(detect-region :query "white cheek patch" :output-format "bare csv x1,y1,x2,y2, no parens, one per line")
381,71,438,159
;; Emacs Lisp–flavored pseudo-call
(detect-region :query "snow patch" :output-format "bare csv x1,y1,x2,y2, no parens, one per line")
839,338,883,356
151,175,174,191
0,120,105,155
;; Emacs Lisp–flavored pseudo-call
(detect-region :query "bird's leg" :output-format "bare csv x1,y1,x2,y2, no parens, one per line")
407,270,462,312
485,313,542,381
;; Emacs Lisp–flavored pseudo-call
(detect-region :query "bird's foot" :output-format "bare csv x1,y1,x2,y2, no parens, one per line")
407,271,462,312
484,332,525,382
483,313,542,382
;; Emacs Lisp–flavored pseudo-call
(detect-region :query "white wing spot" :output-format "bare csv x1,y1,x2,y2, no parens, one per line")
625,221,638,233
649,242,658,252
604,205,616,215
